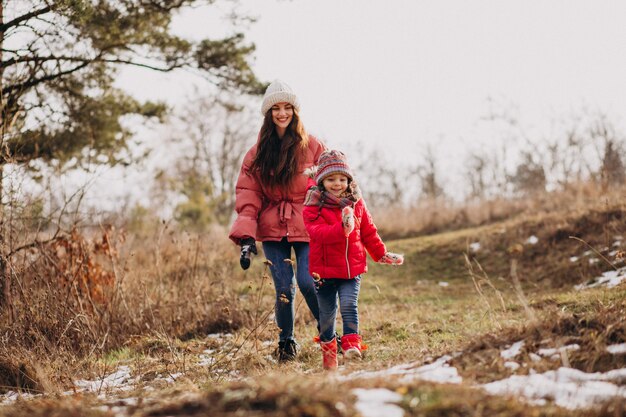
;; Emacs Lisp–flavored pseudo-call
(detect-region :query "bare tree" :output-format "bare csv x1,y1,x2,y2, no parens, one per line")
154,93,256,228
544,125,587,188
350,146,404,209
600,141,625,188
465,152,489,200
510,150,546,196
414,145,445,200
587,115,626,190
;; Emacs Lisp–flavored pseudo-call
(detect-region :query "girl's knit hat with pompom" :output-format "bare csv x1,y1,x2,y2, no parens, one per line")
314,150,354,185
261,80,300,116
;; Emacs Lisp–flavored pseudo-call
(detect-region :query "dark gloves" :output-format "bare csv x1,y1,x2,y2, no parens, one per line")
239,237,257,270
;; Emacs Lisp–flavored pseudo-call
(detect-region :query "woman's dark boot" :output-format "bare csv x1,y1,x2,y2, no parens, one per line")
276,339,298,362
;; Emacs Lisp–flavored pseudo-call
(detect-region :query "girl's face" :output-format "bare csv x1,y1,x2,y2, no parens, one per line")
271,102,293,137
322,174,349,198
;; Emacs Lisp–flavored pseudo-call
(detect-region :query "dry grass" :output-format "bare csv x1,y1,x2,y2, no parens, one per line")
0,221,251,393
141,374,357,417
448,287,626,383
0,397,109,417
397,382,593,417
0,184,625,416
373,181,626,240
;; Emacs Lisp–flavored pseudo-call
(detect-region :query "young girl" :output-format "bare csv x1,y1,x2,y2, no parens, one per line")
303,150,403,370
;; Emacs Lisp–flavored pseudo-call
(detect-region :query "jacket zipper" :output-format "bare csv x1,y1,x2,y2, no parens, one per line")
345,237,351,278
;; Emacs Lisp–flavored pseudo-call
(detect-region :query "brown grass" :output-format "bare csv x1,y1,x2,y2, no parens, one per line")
142,374,357,417
448,287,626,384
0,221,251,393
0,181,625,416
374,181,626,240
0,397,109,417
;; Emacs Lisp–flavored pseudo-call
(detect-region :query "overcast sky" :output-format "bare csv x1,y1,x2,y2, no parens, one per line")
105,0,626,206
119,0,626,155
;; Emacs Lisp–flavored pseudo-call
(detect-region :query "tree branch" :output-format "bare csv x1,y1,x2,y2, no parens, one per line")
2,52,188,81
7,235,62,258
2,60,91,95
0,6,52,32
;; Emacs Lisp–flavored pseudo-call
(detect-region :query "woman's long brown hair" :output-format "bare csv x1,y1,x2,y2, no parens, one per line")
251,107,309,190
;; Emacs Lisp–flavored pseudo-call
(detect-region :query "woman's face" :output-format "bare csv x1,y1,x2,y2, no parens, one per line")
322,174,349,198
271,102,293,136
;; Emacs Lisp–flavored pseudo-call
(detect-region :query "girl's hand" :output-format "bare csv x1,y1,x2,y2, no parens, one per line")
342,206,355,236
379,252,404,265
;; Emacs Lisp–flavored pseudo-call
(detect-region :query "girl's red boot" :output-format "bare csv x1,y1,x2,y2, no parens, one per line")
341,334,367,360
320,338,338,370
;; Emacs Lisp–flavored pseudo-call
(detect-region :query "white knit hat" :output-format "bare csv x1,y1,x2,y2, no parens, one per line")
260,80,300,116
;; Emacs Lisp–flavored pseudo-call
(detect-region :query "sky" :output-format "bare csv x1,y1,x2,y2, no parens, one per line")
90,0,626,209
122,1,626,161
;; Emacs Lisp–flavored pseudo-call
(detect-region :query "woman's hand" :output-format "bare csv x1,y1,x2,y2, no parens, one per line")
342,206,355,236
240,237,257,270
378,252,404,265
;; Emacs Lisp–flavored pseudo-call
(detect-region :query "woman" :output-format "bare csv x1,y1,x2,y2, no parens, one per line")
229,80,325,362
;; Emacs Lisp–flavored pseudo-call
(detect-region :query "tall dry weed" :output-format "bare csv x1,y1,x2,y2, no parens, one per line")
0,222,250,392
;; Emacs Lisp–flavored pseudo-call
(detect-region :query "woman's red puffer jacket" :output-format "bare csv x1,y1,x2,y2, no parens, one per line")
303,199,386,279
229,135,326,244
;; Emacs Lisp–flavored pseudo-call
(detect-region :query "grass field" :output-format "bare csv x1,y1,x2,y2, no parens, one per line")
1,197,625,416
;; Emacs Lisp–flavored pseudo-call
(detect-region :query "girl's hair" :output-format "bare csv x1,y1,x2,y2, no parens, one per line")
251,106,309,189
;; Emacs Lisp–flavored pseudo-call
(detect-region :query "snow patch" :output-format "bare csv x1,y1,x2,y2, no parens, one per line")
607,344,626,355
469,242,481,252
198,349,217,366
0,391,36,405
438,281,449,287
74,366,137,393
342,355,462,384
537,344,580,358
483,367,626,409
575,267,626,290
504,361,521,370
526,235,539,245
569,256,579,263
352,388,404,417
207,333,233,339
160,372,182,383
501,341,524,360
96,397,140,416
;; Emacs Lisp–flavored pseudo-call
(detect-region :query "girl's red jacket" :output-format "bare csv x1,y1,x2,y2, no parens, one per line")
303,199,387,279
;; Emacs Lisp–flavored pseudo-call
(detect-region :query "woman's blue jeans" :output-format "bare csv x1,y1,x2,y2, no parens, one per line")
262,238,320,342
315,276,361,342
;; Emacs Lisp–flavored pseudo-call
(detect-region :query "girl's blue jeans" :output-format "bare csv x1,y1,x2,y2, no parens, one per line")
315,276,361,342
262,238,320,342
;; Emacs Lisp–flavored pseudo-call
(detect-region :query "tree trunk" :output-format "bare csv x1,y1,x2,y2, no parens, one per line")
0,1,10,314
